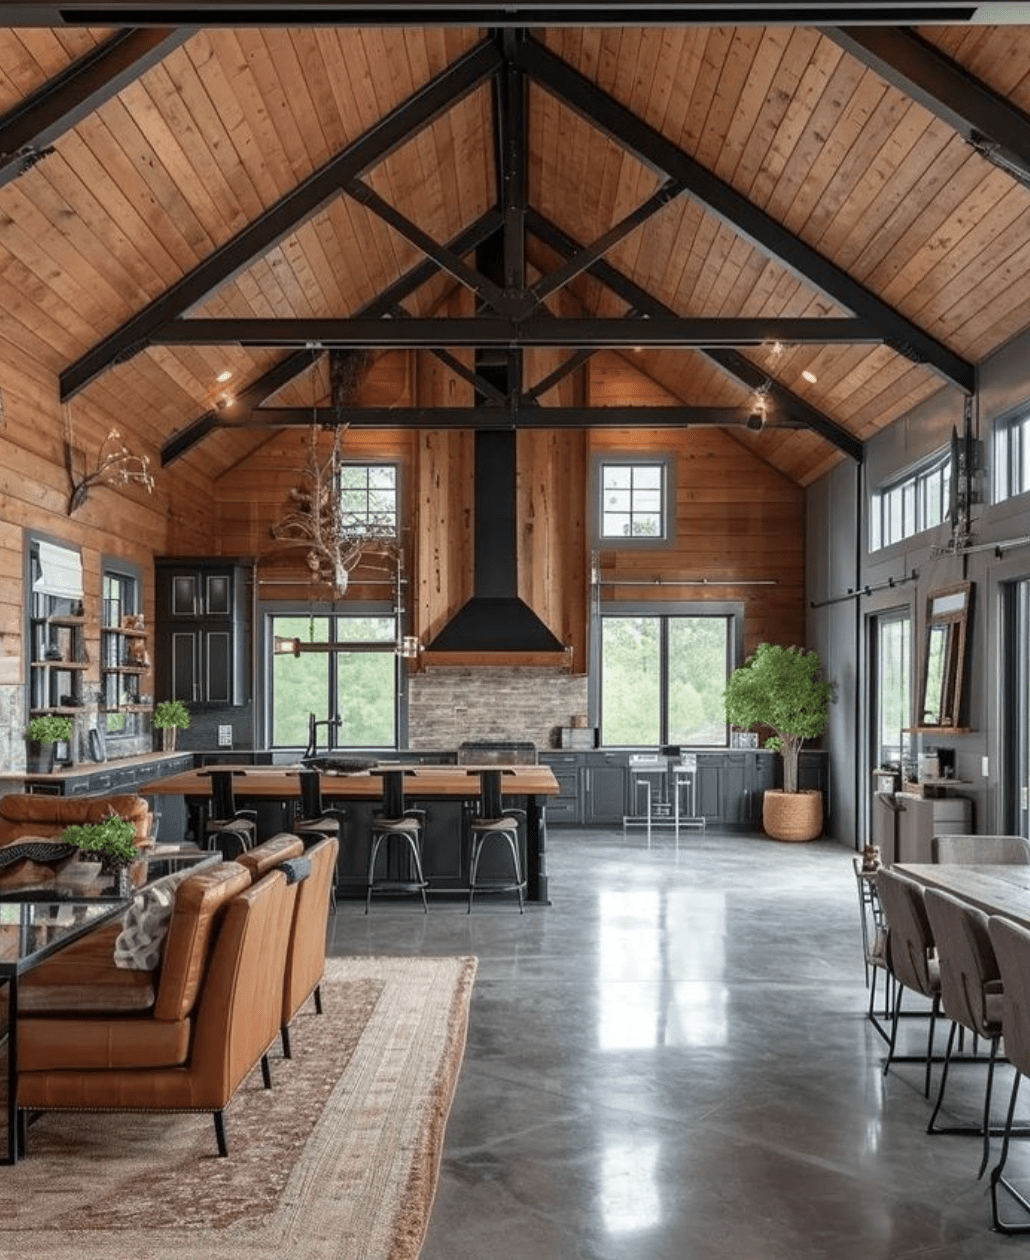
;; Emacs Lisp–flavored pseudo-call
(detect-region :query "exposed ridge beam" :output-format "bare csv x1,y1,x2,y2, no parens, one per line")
515,35,975,395
62,36,502,401
528,208,864,462
231,405,774,430
161,211,501,464
153,315,881,347
824,25,1030,185
0,27,195,189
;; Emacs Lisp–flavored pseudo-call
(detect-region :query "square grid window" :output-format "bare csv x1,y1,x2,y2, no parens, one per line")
600,463,666,540
339,464,397,537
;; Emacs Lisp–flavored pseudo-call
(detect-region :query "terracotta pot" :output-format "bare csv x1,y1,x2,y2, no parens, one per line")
762,789,823,842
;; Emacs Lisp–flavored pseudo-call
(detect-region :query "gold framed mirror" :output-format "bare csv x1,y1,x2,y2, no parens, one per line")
919,581,973,728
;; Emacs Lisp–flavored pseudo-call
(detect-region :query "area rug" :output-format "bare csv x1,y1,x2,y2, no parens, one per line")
1,954,477,1260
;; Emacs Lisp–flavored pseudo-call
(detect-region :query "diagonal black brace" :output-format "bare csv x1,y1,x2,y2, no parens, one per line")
514,35,974,395
62,36,503,401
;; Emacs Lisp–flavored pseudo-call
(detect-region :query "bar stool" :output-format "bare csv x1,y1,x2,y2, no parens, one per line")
292,770,342,912
467,768,525,914
365,768,428,913
202,769,257,853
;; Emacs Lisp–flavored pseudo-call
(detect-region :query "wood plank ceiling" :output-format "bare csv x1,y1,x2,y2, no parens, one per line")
2,15,1030,488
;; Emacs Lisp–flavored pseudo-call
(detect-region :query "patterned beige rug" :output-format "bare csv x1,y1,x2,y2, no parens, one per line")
1,954,477,1260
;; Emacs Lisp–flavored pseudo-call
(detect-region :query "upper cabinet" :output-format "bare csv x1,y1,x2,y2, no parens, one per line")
155,560,249,707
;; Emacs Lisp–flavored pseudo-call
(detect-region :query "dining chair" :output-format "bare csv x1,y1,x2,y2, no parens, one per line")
875,866,942,1097
986,915,1030,1232
467,769,526,914
932,835,1030,865
366,769,428,913
923,888,1004,1178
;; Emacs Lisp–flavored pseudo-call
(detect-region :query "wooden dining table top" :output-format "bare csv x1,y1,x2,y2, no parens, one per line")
139,762,561,799
895,863,1030,929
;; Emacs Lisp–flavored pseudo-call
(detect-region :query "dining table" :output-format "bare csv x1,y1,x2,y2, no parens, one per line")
894,863,1030,930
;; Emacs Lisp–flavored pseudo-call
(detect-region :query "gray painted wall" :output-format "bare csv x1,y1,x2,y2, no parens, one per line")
808,325,1030,850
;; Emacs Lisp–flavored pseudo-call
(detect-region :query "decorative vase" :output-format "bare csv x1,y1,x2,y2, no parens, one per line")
161,727,176,752
762,789,823,842
27,741,55,774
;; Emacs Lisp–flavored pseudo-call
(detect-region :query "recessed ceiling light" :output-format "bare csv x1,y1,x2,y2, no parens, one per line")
216,370,233,383
801,369,818,384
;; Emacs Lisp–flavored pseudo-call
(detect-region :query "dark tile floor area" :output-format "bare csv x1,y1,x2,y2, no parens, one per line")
327,828,1030,1259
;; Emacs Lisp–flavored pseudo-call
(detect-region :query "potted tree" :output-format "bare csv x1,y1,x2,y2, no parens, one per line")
26,714,75,773
724,642,832,842
153,699,190,752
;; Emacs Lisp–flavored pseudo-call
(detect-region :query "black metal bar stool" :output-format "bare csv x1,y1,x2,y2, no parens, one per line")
366,768,428,913
467,768,525,914
292,769,342,912
202,769,257,853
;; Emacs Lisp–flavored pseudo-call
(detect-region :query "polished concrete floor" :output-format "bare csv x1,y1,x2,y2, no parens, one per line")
328,828,1030,1259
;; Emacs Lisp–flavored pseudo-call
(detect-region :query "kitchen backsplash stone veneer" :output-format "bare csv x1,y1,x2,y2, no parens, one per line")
408,667,589,751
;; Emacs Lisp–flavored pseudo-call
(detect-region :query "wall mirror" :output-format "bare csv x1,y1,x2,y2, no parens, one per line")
919,581,973,728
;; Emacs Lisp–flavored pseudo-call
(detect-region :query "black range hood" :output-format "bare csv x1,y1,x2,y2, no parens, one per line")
425,428,566,654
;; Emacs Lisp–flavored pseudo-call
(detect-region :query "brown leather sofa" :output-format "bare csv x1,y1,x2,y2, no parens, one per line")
0,792,152,847
17,859,299,1157
17,831,337,1156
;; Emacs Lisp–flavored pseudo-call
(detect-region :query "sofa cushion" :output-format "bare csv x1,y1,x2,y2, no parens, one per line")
20,922,157,1014
18,1014,191,1070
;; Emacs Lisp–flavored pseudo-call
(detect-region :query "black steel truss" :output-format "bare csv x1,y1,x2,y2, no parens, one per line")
824,26,1030,188
0,27,195,189
224,404,776,430
62,24,990,461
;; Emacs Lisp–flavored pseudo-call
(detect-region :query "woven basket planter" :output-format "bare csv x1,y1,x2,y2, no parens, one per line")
762,789,823,842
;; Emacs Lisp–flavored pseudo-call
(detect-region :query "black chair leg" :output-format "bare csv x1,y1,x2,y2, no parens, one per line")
281,1024,292,1059
927,1021,958,1134
261,1054,272,1089
314,983,323,1015
214,1110,229,1157
991,1073,1030,1233
980,1038,1001,1180
884,986,905,1078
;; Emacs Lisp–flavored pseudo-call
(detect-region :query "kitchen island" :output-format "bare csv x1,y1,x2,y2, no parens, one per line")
139,762,559,903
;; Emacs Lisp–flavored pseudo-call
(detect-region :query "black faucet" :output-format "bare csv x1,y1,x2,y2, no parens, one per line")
303,712,341,762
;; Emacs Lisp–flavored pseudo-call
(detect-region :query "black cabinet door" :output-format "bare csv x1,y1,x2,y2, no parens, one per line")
157,561,248,706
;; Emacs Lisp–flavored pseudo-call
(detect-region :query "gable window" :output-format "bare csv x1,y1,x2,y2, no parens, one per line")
340,464,397,537
994,405,1030,502
600,462,667,541
870,449,950,551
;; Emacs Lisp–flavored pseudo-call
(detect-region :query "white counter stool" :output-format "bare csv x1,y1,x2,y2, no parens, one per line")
365,768,427,913
467,768,525,914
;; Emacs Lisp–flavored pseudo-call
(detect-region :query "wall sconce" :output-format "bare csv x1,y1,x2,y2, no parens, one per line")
68,429,155,514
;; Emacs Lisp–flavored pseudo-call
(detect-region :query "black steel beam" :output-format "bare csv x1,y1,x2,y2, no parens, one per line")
161,211,502,463
2,5,987,28
824,26,1030,184
232,404,773,430
62,36,502,401
496,29,529,298
525,347,597,403
0,28,195,189
528,208,864,461
515,35,975,394
153,315,881,347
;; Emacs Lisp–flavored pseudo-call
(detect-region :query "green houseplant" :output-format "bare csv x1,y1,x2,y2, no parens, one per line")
61,814,138,868
26,713,75,772
153,699,190,751
724,642,832,841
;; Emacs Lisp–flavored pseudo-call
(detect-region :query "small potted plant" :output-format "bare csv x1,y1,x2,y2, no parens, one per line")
26,713,75,773
724,642,832,842
153,698,190,752
61,813,141,895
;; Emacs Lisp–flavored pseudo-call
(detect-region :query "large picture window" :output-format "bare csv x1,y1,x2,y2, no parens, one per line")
600,613,735,746
269,612,397,749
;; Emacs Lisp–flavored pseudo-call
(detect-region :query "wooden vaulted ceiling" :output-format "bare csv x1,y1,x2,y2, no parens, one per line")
3,15,1030,487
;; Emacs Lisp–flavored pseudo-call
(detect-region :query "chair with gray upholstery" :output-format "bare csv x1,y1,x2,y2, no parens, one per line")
923,887,1005,1177
875,866,942,1097
932,834,1030,865
986,916,1030,1232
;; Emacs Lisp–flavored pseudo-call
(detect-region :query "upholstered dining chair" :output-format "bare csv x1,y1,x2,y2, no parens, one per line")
986,915,1030,1232
923,887,1005,1178
932,834,1030,865
875,866,942,1097
467,768,526,914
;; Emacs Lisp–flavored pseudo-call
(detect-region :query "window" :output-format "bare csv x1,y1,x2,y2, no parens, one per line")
870,450,950,551
340,464,397,537
994,405,1030,502
600,613,736,746
102,565,144,742
600,462,667,540
872,610,910,768
269,612,398,749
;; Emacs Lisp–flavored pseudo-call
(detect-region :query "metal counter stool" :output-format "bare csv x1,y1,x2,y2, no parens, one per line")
202,769,257,854
365,768,427,913
292,770,342,912
467,768,525,914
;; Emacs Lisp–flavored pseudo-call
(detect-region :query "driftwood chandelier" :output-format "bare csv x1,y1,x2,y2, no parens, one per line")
269,350,397,598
